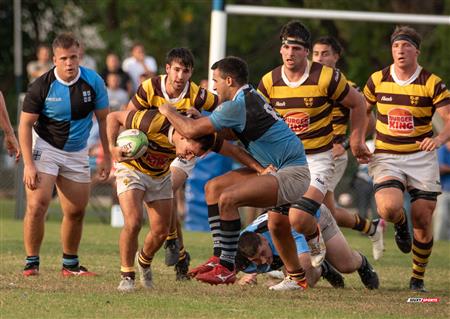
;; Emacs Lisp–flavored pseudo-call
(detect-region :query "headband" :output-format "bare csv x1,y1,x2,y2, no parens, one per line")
282,37,309,49
391,34,420,49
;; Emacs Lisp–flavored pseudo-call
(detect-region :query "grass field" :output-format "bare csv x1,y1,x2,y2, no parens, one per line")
1,205,449,319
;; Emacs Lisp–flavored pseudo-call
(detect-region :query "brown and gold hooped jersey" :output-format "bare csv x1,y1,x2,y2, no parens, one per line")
332,80,359,144
131,75,218,112
258,62,349,154
122,109,176,178
364,66,450,154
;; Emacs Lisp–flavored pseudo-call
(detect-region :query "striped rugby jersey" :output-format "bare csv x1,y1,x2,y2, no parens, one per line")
132,75,218,112
332,80,359,144
364,65,450,154
258,61,349,154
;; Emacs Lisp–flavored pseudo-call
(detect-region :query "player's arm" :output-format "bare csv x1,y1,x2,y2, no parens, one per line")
340,87,372,163
0,92,20,161
18,112,40,190
159,103,216,138
106,110,131,162
218,141,267,174
94,107,112,180
418,104,450,151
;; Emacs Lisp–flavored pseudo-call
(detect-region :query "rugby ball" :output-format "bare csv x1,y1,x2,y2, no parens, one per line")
116,129,148,159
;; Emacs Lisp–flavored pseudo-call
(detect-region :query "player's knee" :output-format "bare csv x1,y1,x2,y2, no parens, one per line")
123,220,142,235
268,215,290,235
412,210,433,229
205,178,222,202
218,190,239,211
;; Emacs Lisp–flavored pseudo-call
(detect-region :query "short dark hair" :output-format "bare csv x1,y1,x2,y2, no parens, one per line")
166,47,195,69
390,25,421,49
238,231,262,259
280,20,311,49
192,133,221,153
52,33,80,52
313,36,343,56
211,56,248,85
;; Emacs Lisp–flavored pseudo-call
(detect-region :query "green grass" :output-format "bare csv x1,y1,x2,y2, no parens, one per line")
1,208,449,319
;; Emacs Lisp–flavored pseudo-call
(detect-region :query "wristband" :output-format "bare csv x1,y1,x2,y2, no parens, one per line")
341,138,350,150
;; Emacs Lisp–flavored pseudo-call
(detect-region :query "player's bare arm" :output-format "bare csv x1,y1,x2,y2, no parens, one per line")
341,87,372,163
18,112,40,190
218,141,270,174
417,104,450,151
94,107,112,181
106,110,131,162
159,103,215,138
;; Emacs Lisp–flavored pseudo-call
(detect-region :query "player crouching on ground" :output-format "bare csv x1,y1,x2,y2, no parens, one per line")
107,108,272,292
236,205,379,291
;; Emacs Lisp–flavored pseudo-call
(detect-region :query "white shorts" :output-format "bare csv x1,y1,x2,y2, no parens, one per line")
114,162,173,203
306,150,336,195
369,151,441,192
32,132,90,183
170,157,196,177
328,152,348,192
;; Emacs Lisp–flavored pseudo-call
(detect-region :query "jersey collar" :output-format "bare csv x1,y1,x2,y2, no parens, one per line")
232,84,250,101
54,67,81,86
390,64,422,87
281,59,311,88
161,75,190,104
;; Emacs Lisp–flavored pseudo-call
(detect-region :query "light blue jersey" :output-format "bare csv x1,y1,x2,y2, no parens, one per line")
209,85,307,168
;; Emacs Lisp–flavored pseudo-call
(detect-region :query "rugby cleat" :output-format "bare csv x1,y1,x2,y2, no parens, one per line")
175,252,191,281
410,277,427,292
117,276,135,292
135,252,153,289
269,276,308,291
394,220,412,253
307,227,326,267
321,260,345,288
195,263,236,285
164,239,180,266
357,255,379,289
23,264,39,277
61,265,97,277
369,219,386,260
188,256,219,278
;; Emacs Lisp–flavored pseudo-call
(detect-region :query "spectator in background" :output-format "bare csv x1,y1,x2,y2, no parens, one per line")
0,91,20,161
122,43,157,92
106,73,129,112
434,142,450,240
79,44,97,71
26,44,53,83
100,53,132,95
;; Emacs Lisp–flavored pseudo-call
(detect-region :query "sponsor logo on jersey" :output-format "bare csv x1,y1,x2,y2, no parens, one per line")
46,97,62,102
381,96,393,102
82,90,92,103
304,97,314,107
145,153,170,168
284,111,310,134
387,108,414,135
275,101,286,107
410,96,419,105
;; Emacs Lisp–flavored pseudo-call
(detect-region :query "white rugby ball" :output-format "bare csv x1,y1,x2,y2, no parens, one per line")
116,129,148,159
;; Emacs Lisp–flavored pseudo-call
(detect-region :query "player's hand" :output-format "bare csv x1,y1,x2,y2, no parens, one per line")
259,164,277,175
238,273,257,286
96,156,111,181
350,140,372,164
23,163,40,190
332,143,346,159
186,107,202,119
159,103,175,116
110,146,129,163
4,134,20,162
416,137,442,152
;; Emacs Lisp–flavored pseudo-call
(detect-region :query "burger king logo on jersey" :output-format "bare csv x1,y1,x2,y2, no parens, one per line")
387,108,414,135
284,112,310,134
